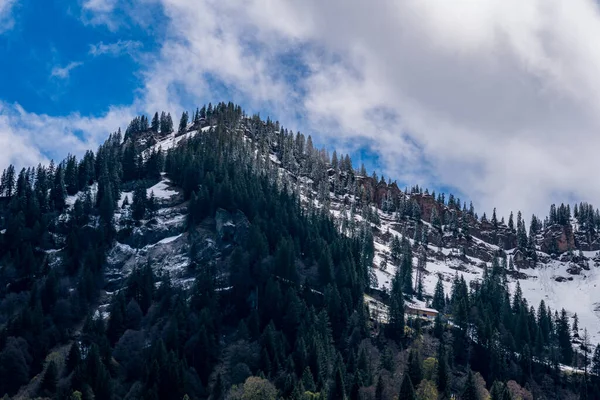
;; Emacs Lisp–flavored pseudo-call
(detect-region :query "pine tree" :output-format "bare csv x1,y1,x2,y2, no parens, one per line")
432,276,445,311
178,111,189,134
66,343,81,374
490,381,502,400
51,164,67,211
557,308,573,365
40,360,58,394
132,184,147,221
387,269,405,342
407,349,423,386
151,112,160,132
462,370,480,400
375,374,384,400
436,342,449,395
591,344,600,376
329,366,346,400
398,375,416,400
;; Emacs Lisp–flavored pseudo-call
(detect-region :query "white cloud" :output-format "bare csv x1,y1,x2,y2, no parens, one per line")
0,101,134,170
89,40,142,57
80,0,118,30
0,0,17,34
50,61,84,79
7,0,600,222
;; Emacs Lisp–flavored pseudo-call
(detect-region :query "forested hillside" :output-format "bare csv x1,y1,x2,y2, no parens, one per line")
0,102,598,399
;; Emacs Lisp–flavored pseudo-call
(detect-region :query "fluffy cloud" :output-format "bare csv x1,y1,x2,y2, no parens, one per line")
6,0,600,220
138,0,600,219
0,0,17,34
0,101,134,169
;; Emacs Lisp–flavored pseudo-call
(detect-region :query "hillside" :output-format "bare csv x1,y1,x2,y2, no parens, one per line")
0,102,598,399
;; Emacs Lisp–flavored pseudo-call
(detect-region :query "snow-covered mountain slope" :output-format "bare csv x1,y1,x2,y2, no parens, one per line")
253,134,600,346
117,117,600,346
334,202,600,345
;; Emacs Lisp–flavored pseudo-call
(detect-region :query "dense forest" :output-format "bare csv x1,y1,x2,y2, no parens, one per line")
0,102,598,399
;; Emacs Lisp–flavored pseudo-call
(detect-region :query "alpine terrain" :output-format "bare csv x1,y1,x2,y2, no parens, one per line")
1,102,599,399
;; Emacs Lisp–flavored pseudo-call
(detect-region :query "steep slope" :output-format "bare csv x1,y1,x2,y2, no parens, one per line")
132,108,600,346
0,102,597,399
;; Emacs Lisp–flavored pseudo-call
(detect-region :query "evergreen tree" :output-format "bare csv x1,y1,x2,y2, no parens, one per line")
329,366,346,400
462,370,480,400
66,343,81,374
407,349,423,386
398,375,416,400
557,308,573,365
178,111,189,134
432,276,445,311
436,342,449,395
387,268,405,342
375,374,384,400
40,360,58,394
132,184,147,221
591,344,600,376
51,164,67,211
151,112,160,132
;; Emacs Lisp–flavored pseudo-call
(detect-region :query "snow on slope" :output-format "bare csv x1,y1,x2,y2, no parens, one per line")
65,182,98,209
147,175,178,200
370,211,600,344
129,122,600,346
513,258,600,344
246,133,600,346
144,126,215,157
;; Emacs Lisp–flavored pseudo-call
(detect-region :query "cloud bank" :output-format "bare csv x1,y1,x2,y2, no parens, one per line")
4,0,600,220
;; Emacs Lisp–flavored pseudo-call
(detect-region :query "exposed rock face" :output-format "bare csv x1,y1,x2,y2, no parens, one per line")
473,222,517,251
105,232,193,292
215,208,250,245
541,224,575,254
412,193,443,225
566,263,584,275
119,204,188,249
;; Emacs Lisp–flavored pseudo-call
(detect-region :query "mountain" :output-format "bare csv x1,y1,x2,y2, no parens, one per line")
0,102,598,399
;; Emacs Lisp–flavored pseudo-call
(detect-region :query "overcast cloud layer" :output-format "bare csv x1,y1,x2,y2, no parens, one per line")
3,0,600,221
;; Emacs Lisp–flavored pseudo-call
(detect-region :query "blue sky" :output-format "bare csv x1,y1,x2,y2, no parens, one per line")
0,0,153,116
3,0,600,221
0,0,389,184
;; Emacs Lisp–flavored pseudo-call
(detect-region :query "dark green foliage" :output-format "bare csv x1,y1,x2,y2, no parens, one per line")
160,111,173,135
0,101,588,400
436,342,449,395
151,112,160,133
330,365,346,400
66,342,81,374
432,276,445,311
0,337,31,395
179,111,189,134
387,267,405,342
461,370,480,400
40,360,58,395
398,375,415,400
407,349,422,386
132,184,147,221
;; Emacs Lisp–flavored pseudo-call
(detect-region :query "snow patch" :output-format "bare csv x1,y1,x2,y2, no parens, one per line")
147,179,178,200
156,234,183,244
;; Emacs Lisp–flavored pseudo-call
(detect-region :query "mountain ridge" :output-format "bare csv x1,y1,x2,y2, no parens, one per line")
0,101,598,399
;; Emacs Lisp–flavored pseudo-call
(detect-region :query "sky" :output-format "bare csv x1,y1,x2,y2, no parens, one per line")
2,0,600,222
